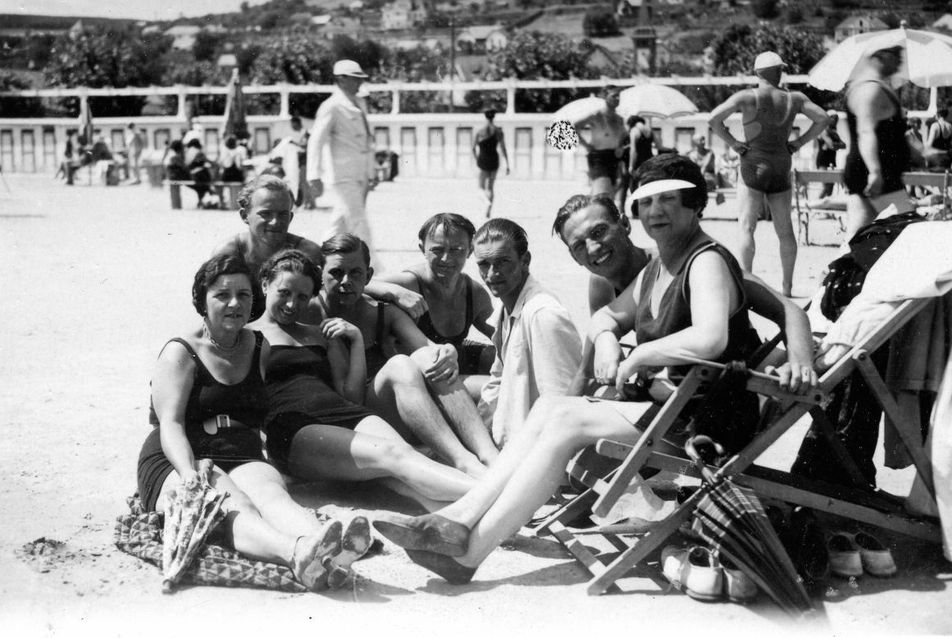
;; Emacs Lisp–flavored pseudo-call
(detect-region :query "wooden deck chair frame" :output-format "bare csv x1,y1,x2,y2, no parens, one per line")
792,169,951,246
535,296,941,595
792,169,847,247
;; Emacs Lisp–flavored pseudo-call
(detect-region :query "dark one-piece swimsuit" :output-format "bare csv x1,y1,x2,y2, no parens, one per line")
136,332,269,511
264,343,376,473
407,271,490,375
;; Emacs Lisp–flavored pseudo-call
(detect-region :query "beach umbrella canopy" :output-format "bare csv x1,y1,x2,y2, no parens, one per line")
617,84,698,120
685,436,815,617
551,96,607,124
161,459,228,593
808,26,952,91
78,98,94,144
222,69,249,141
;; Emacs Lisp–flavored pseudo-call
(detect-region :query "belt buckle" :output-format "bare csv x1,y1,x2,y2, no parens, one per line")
204,414,231,435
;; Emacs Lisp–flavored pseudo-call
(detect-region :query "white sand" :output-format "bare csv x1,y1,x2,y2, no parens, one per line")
1,173,949,636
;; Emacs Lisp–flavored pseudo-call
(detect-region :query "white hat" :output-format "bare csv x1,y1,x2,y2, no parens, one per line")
753,51,786,71
630,179,697,201
333,59,368,78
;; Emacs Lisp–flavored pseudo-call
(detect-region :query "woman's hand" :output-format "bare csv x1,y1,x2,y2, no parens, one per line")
321,317,363,344
765,360,818,394
422,344,459,385
592,331,623,386
614,350,647,395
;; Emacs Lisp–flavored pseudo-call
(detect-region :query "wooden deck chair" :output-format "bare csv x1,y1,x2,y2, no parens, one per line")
535,297,941,595
792,169,847,247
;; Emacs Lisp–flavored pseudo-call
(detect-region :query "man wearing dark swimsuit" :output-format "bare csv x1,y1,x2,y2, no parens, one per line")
575,85,627,200
709,51,829,297
843,44,913,244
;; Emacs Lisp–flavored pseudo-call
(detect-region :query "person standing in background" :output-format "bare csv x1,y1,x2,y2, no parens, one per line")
815,111,845,198
306,60,379,266
842,44,912,241
709,51,829,297
124,123,144,185
473,109,510,218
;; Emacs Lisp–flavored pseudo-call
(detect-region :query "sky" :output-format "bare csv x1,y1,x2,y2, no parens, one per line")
0,0,271,21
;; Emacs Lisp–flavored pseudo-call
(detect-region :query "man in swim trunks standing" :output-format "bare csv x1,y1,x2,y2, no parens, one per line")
843,44,913,243
709,52,829,297
575,85,628,200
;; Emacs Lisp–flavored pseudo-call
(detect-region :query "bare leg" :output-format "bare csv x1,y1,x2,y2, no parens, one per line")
462,374,489,403
284,417,475,502
767,189,797,297
736,181,761,273
410,349,499,466
484,171,497,217
367,355,489,476
456,399,650,567
845,194,877,247
155,468,296,565
228,461,325,536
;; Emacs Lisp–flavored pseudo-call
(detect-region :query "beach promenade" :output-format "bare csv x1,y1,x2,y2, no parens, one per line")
0,173,948,636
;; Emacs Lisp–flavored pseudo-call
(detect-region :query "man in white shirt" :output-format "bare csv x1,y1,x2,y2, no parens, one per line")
306,60,379,264
473,218,581,447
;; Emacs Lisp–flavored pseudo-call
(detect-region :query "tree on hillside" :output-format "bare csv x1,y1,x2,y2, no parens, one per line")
251,35,335,117
43,26,172,116
0,72,43,117
331,35,386,76
481,31,598,113
583,6,621,37
709,23,824,76
192,30,223,62
751,0,779,20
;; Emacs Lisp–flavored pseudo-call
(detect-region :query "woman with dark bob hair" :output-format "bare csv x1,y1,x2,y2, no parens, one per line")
250,248,478,507
136,253,371,592
374,154,765,585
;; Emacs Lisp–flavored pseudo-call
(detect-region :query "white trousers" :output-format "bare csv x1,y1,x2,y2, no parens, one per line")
323,180,382,269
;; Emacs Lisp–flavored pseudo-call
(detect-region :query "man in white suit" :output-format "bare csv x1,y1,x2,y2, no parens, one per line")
307,59,380,265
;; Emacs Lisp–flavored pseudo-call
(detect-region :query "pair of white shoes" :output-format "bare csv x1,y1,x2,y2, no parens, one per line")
661,544,758,603
827,531,897,578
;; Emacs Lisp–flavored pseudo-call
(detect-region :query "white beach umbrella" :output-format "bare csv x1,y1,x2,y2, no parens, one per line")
551,96,606,124
808,26,952,91
617,84,699,119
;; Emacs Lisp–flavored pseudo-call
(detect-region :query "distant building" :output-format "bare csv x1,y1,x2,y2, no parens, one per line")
382,0,428,30
310,14,333,28
834,15,888,43
217,53,238,70
164,25,202,50
457,24,508,54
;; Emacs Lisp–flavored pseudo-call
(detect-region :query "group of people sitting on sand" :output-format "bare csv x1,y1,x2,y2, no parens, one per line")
137,153,820,593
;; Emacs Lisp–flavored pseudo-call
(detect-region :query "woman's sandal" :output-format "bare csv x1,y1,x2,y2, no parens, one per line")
326,516,374,590
290,520,343,592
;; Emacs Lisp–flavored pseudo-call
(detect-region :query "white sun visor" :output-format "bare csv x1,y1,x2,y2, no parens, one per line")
630,179,697,201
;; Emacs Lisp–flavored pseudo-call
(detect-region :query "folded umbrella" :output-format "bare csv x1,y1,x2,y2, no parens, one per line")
685,436,815,617
162,459,228,593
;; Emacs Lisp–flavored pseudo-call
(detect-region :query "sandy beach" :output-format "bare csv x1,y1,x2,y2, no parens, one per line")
1,172,949,637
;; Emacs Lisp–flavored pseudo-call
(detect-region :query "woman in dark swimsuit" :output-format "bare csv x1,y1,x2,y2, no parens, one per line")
473,110,510,218
251,249,476,507
379,214,495,384
315,234,499,475
136,254,367,592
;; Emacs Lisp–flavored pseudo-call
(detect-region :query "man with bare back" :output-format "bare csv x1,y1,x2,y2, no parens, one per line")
575,85,628,199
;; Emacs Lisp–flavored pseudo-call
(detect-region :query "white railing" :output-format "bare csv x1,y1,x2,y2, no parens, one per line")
0,76,935,177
